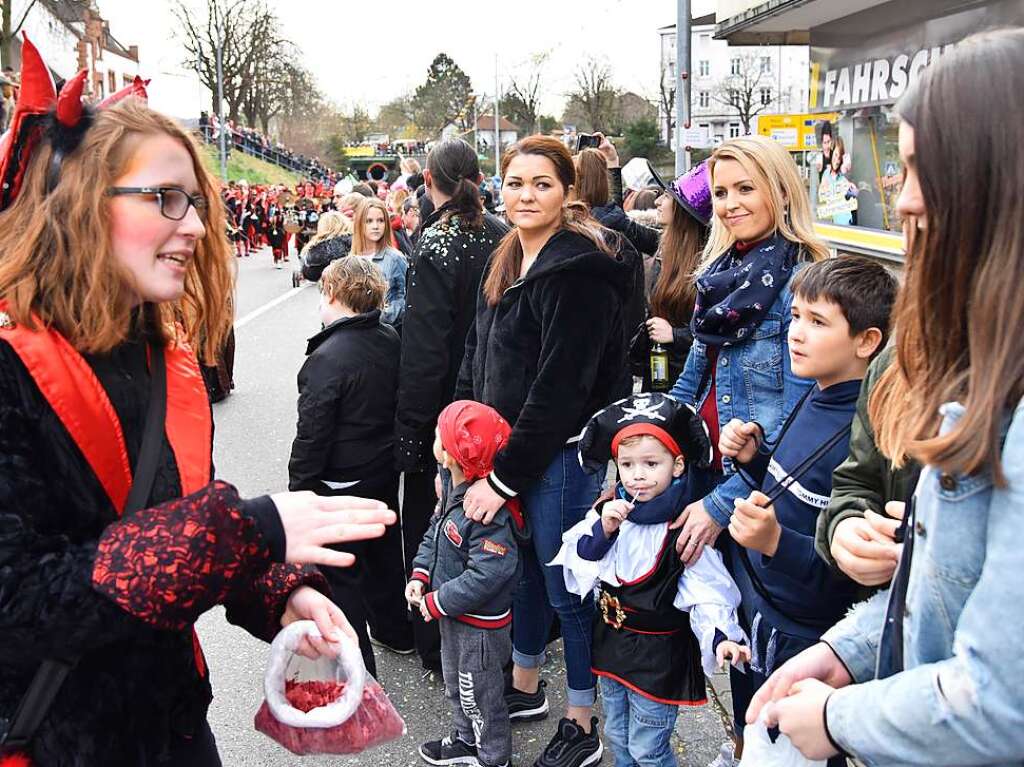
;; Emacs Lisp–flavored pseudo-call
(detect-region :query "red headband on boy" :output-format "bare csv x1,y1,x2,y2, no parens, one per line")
611,423,682,458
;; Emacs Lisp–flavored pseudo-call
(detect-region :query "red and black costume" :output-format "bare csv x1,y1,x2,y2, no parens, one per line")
0,38,327,766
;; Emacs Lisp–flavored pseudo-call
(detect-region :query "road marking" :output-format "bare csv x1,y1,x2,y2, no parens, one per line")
234,283,310,330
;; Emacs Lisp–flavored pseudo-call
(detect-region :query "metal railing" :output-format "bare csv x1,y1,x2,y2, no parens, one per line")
197,125,335,183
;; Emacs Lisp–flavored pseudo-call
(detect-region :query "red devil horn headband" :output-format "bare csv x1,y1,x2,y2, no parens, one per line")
0,35,151,212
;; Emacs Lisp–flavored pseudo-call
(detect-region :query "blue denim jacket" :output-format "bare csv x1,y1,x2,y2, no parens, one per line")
668,265,812,526
823,400,1024,766
360,247,407,326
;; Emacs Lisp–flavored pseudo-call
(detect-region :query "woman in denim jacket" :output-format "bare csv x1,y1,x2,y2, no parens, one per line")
747,30,1024,766
667,136,829,567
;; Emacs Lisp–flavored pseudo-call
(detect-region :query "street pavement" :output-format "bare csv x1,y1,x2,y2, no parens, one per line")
198,246,734,766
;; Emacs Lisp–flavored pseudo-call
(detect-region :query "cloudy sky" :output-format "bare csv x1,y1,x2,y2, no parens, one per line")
95,0,715,117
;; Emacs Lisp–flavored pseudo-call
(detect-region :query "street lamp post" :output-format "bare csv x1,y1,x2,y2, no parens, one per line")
494,56,500,178
675,0,691,175
214,13,227,182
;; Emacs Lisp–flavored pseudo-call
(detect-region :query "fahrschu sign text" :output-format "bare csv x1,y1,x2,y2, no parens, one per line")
810,44,956,112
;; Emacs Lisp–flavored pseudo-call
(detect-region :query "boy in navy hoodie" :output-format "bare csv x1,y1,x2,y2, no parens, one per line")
718,256,897,766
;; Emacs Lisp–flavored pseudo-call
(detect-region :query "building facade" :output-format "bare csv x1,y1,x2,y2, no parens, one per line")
713,0,1024,260
10,0,139,100
658,15,808,148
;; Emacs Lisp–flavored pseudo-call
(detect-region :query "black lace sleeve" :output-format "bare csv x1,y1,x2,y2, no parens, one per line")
224,563,331,643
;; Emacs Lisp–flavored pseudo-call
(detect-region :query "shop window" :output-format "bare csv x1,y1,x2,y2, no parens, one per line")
812,108,902,233
699,60,710,77
698,91,710,108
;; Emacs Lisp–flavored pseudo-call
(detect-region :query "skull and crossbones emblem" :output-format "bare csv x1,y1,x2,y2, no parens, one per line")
617,396,667,424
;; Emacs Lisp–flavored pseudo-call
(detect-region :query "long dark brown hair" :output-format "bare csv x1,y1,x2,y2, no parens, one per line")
483,135,614,306
426,138,484,229
869,28,1024,484
650,199,706,327
572,148,610,209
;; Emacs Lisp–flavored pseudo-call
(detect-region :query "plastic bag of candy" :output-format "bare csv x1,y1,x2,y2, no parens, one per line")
254,620,406,755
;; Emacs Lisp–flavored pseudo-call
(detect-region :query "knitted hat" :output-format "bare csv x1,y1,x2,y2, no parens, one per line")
577,393,712,474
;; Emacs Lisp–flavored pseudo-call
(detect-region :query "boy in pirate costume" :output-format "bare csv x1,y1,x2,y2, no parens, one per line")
407,400,528,767
551,392,749,767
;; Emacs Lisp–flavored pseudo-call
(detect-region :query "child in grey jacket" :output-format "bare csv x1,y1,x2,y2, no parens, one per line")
406,400,527,767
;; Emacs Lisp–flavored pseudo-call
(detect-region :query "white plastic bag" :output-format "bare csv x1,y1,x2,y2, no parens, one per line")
263,619,366,728
254,619,406,755
738,712,826,767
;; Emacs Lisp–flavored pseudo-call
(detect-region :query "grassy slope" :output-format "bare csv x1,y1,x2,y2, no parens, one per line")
199,144,303,187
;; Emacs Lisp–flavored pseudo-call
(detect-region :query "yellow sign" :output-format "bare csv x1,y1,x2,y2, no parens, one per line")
757,113,839,152
341,146,375,158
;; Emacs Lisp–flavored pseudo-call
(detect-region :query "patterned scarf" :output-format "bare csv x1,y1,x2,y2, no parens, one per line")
690,233,800,347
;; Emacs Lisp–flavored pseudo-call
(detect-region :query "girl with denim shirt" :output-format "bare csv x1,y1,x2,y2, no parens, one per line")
747,29,1024,766
352,197,408,328
665,136,829,767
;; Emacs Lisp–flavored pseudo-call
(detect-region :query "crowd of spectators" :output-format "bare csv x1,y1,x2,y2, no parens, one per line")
199,111,335,184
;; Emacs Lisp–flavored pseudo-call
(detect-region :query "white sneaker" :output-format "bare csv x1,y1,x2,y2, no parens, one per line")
706,741,740,767
275,262,282,270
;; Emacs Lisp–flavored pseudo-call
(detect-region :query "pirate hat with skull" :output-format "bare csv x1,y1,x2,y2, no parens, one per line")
577,392,713,475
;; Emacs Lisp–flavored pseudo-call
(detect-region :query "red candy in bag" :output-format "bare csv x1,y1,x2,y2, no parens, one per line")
254,621,406,755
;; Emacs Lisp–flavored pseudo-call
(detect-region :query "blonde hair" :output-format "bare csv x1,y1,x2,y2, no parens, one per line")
0,99,233,362
400,157,421,176
388,187,410,215
320,256,386,314
338,192,365,216
352,197,396,255
700,135,829,270
303,210,352,253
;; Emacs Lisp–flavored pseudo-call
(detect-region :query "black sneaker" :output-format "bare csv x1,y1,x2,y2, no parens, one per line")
419,733,480,765
533,717,603,767
505,678,549,722
368,632,416,655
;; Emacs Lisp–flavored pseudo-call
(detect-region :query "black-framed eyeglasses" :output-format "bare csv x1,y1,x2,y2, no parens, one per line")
105,186,209,221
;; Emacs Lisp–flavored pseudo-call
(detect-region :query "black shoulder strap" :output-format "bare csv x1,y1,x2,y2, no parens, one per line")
1,344,167,756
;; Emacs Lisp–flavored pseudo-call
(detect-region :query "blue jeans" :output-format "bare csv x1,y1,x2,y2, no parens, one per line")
513,444,600,707
599,677,678,767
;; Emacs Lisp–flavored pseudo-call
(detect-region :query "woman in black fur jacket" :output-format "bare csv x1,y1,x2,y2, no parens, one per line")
0,49,392,767
456,136,632,766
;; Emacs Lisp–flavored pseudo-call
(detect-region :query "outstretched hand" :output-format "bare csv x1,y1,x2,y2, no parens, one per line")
271,491,396,568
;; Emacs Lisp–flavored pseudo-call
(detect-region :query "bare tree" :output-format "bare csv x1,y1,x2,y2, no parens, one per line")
504,51,548,136
1,0,40,69
711,51,789,134
658,57,675,144
567,56,620,134
173,0,283,124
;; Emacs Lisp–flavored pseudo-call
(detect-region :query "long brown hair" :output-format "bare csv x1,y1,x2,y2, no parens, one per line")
0,99,233,362
572,148,610,209
483,135,614,306
352,196,397,254
869,29,1024,484
650,200,705,326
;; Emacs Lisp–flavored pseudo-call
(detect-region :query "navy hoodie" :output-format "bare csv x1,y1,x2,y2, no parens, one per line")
736,379,861,637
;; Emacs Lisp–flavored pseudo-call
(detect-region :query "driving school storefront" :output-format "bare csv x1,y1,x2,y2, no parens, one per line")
715,0,1024,261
